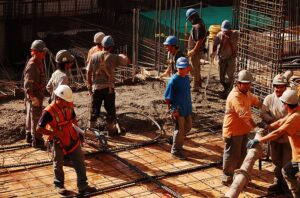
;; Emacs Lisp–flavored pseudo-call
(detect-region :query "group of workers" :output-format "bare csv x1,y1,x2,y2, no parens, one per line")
161,8,300,198
23,33,128,195
21,7,300,197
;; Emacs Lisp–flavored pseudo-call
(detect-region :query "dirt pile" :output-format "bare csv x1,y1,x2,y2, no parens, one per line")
0,79,226,145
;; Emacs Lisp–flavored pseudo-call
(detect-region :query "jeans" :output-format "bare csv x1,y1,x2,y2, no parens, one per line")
171,115,192,154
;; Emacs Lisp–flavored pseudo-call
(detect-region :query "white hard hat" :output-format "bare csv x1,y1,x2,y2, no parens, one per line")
54,85,73,102
94,32,105,44
280,90,299,105
272,74,288,85
55,50,75,63
237,70,253,83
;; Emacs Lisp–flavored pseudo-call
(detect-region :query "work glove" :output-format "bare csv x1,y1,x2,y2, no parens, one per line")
187,49,196,57
247,139,260,149
31,97,40,107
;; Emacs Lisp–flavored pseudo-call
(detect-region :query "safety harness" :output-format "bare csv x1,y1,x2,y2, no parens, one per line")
45,102,80,155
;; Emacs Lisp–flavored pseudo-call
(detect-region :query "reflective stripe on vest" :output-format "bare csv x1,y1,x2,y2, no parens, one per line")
45,102,79,154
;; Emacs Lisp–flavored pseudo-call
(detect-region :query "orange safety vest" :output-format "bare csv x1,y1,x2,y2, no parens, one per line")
44,101,80,154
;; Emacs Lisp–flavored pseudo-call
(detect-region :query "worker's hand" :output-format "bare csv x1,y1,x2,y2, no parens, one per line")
247,139,260,149
210,52,216,60
187,49,196,57
31,97,40,107
171,110,179,120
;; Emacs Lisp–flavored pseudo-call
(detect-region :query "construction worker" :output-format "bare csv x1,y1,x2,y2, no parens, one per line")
248,90,300,198
86,32,105,64
222,70,261,185
164,57,192,160
160,35,185,78
210,20,239,97
23,40,47,148
36,85,96,195
261,74,291,194
46,50,75,103
86,35,129,134
186,8,207,92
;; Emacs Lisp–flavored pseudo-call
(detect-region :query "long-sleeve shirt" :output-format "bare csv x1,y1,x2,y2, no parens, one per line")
46,69,69,99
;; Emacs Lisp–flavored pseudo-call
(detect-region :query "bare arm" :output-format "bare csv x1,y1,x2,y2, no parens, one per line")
259,128,286,143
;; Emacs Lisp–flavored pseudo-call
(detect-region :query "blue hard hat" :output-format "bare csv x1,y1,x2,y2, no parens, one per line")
186,8,198,20
176,57,189,68
221,20,232,31
163,35,177,46
101,35,114,48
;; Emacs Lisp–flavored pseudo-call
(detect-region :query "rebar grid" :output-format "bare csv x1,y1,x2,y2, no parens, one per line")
237,0,285,100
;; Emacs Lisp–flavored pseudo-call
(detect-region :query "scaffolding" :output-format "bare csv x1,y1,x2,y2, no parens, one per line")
235,0,300,100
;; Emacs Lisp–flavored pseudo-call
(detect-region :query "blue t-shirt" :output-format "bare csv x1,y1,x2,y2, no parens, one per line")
164,74,192,116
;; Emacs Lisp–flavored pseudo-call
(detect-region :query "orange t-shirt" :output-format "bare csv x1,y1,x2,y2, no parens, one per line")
223,87,260,138
278,107,300,162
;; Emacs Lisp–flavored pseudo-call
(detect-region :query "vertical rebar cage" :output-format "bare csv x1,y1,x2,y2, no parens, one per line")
237,0,285,100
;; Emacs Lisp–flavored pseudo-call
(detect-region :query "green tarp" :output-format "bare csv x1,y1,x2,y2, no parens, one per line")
140,6,233,36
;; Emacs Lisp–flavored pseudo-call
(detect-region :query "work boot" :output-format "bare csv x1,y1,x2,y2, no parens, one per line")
268,183,283,193
33,139,46,149
221,174,233,186
55,186,68,195
78,185,97,195
25,132,32,144
171,152,187,160
107,123,118,137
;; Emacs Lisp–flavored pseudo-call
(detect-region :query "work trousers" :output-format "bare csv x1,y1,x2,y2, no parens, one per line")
53,143,88,191
282,161,300,198
189,51,203,91
25,98,44,141
171,115,192,154
270,141,292,186
90,88,116,124
218,57,236,92
222,134,248,182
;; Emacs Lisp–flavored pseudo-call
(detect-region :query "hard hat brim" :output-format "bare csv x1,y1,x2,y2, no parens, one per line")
186,11,197,20
238,80,252,83
221,27,229,31
176,65,188,69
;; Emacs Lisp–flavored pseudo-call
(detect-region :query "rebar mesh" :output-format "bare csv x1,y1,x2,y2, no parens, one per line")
237,0,285,100
237,0,300,100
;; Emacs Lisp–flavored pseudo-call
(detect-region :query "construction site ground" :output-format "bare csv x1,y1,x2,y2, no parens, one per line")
0,63,281,197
